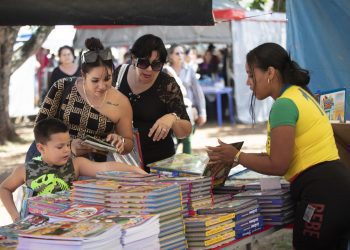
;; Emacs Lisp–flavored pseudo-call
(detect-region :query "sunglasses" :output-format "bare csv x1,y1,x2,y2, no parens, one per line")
136,58,163,71
82,49,113,63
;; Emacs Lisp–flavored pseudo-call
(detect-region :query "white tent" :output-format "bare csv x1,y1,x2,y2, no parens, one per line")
73,10,286,124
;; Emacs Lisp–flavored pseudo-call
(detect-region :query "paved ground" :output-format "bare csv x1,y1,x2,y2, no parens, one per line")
0,120,292,249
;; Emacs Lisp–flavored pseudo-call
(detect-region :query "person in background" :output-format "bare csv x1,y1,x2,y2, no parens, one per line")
167,44,206,154
41,45,80,101
0,118,146,222
114,34,191,171
185,46,200,73
207,42,350,250
27,37,134,162
198,43,220,80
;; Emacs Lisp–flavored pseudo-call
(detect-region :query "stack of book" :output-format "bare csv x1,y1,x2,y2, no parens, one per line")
27,192,72,216
103,182,187,250
233,189,294,225
197,198,264,239
71,179,123,205
148,142,243,188
96,171,159,182
148,153,209,177
184,213,236,249
117,214,160,250
17,214,122,250
156,176,213,217
0,214,49,248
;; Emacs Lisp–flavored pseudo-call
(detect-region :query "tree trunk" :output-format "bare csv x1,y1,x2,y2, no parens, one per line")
0,26,54,144
0,27,20,144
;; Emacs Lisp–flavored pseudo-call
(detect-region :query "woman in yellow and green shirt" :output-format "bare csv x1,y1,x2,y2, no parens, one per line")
208,43,350,250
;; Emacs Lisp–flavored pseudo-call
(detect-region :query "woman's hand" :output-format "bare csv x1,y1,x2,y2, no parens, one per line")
71,138,94,156
148,114,177,141
106,133,125,153
206,139,239,165
196,116,207,127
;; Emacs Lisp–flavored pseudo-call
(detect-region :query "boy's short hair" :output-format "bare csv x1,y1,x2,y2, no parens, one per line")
34,118,68,144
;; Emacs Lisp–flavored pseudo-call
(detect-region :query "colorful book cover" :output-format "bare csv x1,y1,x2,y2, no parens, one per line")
46,203,105,222
318,88,347,123
147,153,209,175
19,215,120,240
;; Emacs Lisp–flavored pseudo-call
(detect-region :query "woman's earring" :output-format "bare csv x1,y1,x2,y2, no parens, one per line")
267,78,271,84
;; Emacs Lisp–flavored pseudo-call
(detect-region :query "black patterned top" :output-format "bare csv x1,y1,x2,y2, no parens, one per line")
25,157,76,196
115,65,190,167
36,77,115,141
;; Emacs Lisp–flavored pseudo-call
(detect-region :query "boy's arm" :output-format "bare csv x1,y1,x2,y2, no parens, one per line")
73,157,147,178
0,165,25,222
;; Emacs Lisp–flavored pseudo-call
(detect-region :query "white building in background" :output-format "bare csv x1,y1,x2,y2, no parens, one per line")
9,26,76,118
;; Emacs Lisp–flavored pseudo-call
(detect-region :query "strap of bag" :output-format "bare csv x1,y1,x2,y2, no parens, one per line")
115,64,128,89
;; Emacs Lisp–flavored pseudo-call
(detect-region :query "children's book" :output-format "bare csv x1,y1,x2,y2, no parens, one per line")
196,198,258,215
317,88,347,123
148,141,244,187
96,171,159,181
0,214,49,240
184,213,235,228
46,203,105,222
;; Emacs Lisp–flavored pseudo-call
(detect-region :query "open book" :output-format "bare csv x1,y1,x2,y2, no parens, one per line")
81,131,143,168
148,141,244,187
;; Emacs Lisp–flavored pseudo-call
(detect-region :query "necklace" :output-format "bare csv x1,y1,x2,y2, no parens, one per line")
82,79,107,109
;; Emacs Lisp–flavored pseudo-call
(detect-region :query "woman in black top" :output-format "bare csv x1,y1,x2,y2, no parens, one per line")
44,46,80,97
115,34,192,170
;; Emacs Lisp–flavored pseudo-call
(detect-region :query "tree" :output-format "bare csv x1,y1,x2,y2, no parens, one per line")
0,26,54,144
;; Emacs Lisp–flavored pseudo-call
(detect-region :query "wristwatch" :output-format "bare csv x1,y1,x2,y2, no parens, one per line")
233,151,242,163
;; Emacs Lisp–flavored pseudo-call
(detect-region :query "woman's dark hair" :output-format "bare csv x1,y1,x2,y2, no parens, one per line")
81,37,114,75
58,45,76,62
246,42,310,123
130,34,167,63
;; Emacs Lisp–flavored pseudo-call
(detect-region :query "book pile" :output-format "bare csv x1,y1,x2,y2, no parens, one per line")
0,214,49,248
148,141,243,188
96,171,159,182
197,198,264,239
156,176,213,217
27,192,72,215
71,179,122,205
91,213,160,250
17,214,122,250
103,182,187,250
184,213,236,249
233,189,294,225
148,153,209,177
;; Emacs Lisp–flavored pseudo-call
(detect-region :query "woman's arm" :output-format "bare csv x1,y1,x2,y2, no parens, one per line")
106,92,134,154
207,126,294,176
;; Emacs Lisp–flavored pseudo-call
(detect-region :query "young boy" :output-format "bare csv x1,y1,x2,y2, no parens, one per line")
0,118,147,222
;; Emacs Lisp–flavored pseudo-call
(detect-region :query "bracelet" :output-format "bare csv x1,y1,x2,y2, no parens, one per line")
233,151,242,164
171,112,180,121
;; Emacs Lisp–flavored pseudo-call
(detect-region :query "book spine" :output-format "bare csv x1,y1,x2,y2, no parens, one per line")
205,213,235,227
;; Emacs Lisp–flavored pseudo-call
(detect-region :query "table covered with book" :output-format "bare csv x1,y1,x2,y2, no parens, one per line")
0,153,294,250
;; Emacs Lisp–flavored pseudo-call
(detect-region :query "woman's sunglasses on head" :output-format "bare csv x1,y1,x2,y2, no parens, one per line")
136,58,163,71
82,49,113,63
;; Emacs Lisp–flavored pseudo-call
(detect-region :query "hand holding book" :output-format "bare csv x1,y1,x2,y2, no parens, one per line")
106,133,125,153
207,139,241,166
